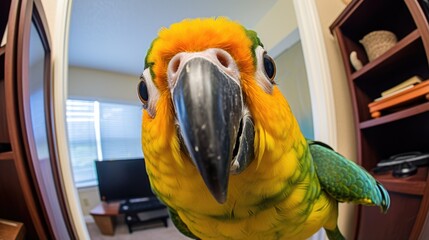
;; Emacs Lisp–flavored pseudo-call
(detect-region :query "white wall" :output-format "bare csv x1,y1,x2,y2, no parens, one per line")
275,42,314,139
253,0,297,52
68,66,141,104
314,0,356,160
77,186,100,217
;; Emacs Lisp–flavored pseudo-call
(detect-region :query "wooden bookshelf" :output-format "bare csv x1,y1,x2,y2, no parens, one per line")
330,0,429,239
0,151,13,160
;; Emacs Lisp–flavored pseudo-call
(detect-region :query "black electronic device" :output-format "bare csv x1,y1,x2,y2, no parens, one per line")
120,198,165,213
95,158,155,202
392,162,418,178
377,152,429,167
373,152,429,177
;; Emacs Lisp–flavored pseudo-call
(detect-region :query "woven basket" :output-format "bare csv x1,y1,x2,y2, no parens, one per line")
360,30,397,61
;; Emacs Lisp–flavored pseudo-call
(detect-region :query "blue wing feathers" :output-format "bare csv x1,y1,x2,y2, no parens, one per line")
376,182,390,213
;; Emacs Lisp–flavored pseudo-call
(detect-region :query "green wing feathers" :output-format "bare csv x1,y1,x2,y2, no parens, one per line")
308,140,390,213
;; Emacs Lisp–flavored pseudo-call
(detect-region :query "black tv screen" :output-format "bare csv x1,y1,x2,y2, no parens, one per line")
95,158,155,202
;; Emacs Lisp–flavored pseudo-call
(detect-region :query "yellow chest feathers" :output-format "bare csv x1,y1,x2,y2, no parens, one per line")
144,133,335,239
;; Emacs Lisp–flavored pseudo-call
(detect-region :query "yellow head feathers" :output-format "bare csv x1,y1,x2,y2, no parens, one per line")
145,17,260,93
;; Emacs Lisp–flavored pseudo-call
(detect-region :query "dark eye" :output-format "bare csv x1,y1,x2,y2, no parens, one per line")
138,76,149,108
263,53,276,82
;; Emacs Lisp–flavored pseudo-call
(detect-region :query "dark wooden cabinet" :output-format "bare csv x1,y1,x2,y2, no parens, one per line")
330,0,429,239
0,0,75,239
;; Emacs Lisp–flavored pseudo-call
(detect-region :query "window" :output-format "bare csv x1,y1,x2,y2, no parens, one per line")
66,99,143,187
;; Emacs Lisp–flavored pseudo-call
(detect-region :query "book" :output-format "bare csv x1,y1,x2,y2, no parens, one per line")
374,85,415,102
381,75,422,97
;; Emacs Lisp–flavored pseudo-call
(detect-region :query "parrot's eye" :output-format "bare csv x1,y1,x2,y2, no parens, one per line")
138,76,149,108
263,53,276,82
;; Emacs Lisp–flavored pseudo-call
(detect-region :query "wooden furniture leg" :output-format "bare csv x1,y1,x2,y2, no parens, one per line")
90,202,120,236
92,215,116,236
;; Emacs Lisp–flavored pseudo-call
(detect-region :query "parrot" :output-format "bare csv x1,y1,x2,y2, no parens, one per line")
138,17,390,240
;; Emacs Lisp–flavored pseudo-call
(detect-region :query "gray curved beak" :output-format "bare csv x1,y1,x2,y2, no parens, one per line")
172,58,243,204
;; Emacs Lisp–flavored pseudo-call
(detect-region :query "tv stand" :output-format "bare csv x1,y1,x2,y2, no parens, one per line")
120,198,169,233
124,211,168,233
89,200,169,235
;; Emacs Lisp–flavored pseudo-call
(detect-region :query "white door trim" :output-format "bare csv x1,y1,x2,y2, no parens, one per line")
293,0,338,149
53,0,90,239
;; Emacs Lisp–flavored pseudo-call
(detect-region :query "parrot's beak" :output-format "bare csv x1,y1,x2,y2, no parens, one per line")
172,57,243,204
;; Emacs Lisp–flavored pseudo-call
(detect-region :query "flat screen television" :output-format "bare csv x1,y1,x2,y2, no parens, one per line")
95,158,156,202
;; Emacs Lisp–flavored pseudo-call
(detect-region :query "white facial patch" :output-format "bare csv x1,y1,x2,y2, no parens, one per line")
141,68,160,118
254,46,274,94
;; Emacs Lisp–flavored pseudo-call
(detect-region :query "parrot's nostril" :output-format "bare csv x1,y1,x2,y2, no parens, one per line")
216,52,230,68
169,54,183,76
171,58,181,74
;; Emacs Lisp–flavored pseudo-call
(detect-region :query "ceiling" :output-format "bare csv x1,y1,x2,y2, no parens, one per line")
68,0,279,76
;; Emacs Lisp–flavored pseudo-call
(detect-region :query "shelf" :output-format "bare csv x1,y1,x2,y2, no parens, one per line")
373,167,428,195
368,80,429,118
0,151,13,160
336,0,417,42
0,218,25,240
351,30,421,81
330,0,429,238
360,101,429,129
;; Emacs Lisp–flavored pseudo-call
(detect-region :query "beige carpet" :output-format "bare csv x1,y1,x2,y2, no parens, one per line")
87,217,190,240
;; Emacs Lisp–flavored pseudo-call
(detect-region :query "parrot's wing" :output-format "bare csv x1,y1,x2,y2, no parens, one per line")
308,140,390,213
168,207,199,239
